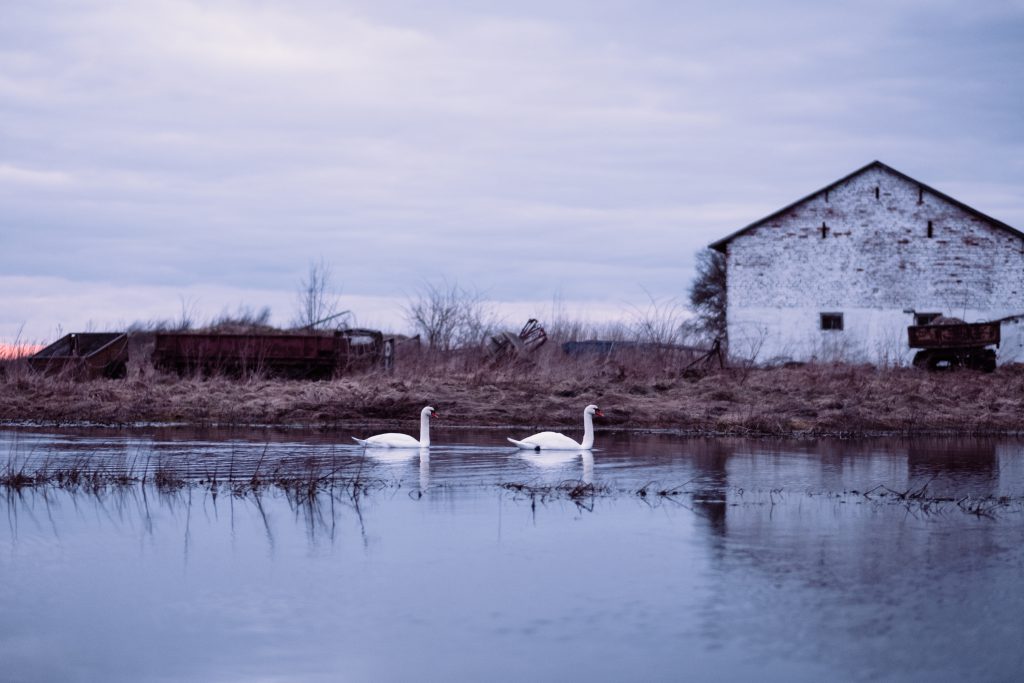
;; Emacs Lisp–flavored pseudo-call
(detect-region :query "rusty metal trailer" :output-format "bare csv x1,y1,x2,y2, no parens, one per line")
152,329,391,378
908,321,999,371
29,332,129,379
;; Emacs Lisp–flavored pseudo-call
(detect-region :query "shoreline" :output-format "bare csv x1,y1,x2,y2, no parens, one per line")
3,363,1024,438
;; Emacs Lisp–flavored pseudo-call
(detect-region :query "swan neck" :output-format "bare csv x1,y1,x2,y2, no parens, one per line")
420,412,431,447
581,411,595,450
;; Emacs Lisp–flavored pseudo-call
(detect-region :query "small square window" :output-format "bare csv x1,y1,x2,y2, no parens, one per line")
915,313,941,326
820,313,844,331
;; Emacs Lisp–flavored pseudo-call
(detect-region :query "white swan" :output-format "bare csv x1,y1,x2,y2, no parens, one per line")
508,404,603,451
352,406,438,448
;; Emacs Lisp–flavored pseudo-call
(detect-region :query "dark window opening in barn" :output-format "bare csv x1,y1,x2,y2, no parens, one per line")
824,189,829,203
927,220,934,238
820,313,844,331
821,222,828,238
916,313,941,326
874,186,880,200
918,186,924,204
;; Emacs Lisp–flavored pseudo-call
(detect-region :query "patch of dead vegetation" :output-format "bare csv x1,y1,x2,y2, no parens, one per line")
3,352,1024,436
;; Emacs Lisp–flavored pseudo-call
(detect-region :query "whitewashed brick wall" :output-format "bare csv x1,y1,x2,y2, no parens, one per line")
722,165,1024,365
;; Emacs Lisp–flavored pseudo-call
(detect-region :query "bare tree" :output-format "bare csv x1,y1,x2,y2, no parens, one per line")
293,259,349,330
686,248,727,342
404,280,501,350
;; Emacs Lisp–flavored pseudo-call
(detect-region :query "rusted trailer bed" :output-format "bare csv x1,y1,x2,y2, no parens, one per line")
29,333,129,379
153,329,390,378
908,321,999,371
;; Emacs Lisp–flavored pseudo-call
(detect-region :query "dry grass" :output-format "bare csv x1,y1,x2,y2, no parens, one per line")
2,351,1024,436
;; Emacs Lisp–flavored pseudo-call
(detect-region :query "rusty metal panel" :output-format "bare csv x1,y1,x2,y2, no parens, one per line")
907,322,1000,349
29,333,129,379
153,329,387,378
487,319,548,359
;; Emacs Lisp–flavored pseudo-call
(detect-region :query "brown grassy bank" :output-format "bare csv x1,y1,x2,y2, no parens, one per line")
3,353,1024,436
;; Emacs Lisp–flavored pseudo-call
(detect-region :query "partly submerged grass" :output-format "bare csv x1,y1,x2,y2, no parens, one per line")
5,454,1020,519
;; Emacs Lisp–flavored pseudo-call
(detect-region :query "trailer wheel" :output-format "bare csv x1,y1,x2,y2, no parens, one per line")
974,349,997,373
913,350,956,370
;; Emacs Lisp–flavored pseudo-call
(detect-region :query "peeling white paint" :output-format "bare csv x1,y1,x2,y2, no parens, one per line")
719,163,1024,366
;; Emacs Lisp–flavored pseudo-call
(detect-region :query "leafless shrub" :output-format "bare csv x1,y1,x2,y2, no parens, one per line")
404,280,503,351
541,295,629,344
293,259,350,331
629,292,689,347
208,305,274,331
545,318,630,344
126,295,200,332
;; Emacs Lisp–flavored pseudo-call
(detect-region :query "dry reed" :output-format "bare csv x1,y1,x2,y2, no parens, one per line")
3,347,1024,436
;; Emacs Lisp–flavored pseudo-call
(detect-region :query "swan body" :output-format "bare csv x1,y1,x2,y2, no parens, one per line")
508,404,603,451
353,406,438,448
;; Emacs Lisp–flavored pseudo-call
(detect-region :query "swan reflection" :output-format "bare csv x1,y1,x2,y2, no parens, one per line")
362,446,427,464
519,449,594,484
359,446,431,489
420,451,430,490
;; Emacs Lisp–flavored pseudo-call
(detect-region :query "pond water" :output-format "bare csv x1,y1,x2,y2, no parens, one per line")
2,427,1023,682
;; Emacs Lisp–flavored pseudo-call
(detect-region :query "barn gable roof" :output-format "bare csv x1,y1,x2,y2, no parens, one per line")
709,160,1024,252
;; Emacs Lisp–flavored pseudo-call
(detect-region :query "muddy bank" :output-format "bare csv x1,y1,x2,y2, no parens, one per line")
3,363,1024,436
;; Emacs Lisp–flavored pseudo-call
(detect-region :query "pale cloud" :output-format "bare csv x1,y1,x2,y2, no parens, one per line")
1,0,1023,340
0,163,72,185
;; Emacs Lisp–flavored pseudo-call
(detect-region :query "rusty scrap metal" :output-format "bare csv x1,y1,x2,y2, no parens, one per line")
682,337,726,372
908,321,1000,349
153,329,391,378
908,319,1000,372
29,332,129,379
487,319,548,358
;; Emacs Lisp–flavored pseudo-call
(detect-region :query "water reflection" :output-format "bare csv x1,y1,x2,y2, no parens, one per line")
2,429,1024,681
517,449,595,484
688,440,730,539
908,437,999,494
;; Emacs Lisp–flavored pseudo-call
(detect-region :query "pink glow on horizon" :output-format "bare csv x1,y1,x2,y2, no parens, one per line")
0,343,44,359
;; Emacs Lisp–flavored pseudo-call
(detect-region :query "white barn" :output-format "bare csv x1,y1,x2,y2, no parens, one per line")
710,161,1024,366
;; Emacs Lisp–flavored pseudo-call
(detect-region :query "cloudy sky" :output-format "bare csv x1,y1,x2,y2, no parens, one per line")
3,0,1023,342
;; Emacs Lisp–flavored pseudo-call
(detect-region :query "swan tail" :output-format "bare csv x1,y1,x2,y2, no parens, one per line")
352,437,370,446
507,437,541,452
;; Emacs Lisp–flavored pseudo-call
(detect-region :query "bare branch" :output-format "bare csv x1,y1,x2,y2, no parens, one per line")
404,280,502,350
293,259,349,330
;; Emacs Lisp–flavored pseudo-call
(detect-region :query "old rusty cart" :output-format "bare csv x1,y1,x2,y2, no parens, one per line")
153,329,391,378
29,332,129,379
908,319,999,372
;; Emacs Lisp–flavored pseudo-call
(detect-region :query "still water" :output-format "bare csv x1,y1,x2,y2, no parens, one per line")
2,427,1023,682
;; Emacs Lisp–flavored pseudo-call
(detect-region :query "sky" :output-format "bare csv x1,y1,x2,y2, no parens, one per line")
2,0,1023,342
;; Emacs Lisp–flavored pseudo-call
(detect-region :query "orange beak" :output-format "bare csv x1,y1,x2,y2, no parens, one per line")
595,410,604,417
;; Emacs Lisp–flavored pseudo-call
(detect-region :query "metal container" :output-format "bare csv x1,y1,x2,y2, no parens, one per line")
907,321,1000,371
153,329,390,378
29,333,129,379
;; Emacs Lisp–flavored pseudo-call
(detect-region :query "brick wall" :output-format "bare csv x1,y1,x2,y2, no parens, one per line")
724,165,1024,364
